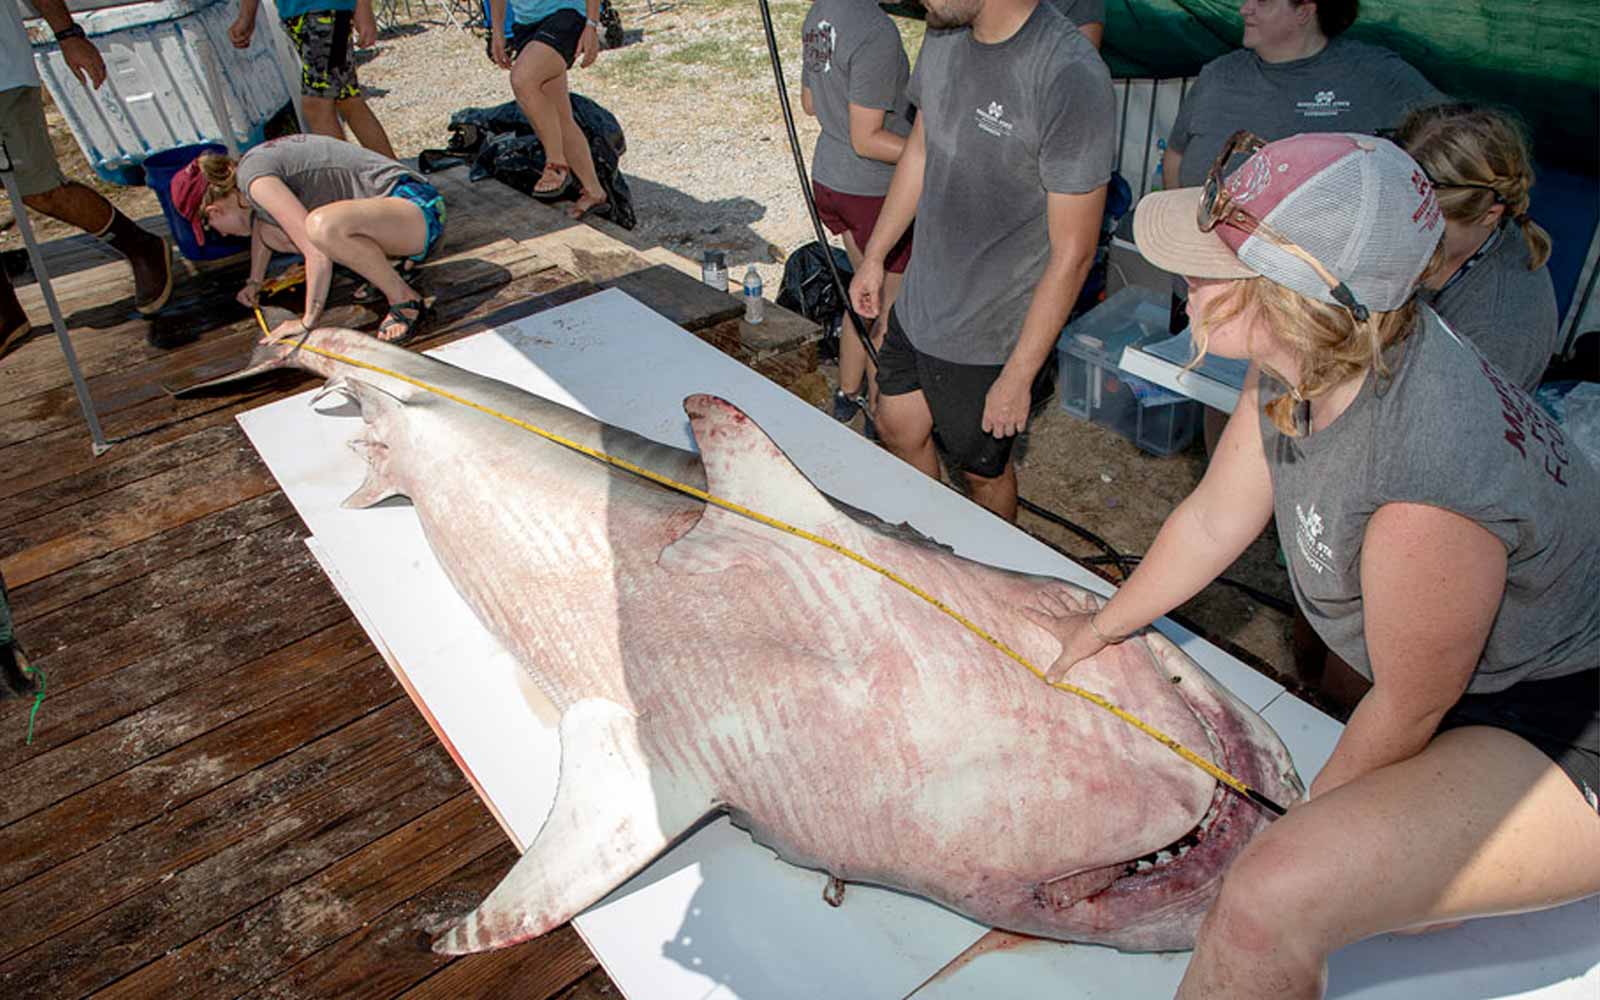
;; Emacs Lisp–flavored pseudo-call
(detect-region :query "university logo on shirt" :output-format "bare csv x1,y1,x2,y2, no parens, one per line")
803,20,836,73
1295,89,1351,118
1294,503,1334,574
975,100,1014,138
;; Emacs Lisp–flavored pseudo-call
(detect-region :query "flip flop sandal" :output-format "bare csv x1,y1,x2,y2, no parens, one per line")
532,163,576,202
376,298,429,345
353,259,420,303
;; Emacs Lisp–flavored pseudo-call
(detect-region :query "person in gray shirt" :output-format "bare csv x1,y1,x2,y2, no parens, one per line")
1162,0,1442,191
1029,131,1599,997
801,0,914,424
849,0,1114,522
172,135,446,344
1045,0,1104,47
1399,103,1560,391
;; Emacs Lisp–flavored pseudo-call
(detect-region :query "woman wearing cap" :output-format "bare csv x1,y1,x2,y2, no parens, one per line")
174,134,444,344
1024,132,1598,997
1397,103,1559,392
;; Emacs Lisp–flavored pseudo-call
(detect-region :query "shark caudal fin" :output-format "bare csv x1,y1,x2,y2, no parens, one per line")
661,394,864,573
431,699,713,955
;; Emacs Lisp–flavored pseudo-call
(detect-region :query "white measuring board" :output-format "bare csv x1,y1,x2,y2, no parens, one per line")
240,288,1597,999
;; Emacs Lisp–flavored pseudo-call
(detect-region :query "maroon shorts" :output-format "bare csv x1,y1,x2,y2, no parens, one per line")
813,181,913,274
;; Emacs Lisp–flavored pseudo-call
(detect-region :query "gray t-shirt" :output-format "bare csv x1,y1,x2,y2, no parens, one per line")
1423,222,1559,392
801,0,912,197
237,134,421,230
896,4,1115,364
1169,37,1444,188
1260,311,1599,694
1046,0,1104,26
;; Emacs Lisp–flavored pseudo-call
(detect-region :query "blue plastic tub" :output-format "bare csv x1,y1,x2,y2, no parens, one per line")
144,144,248,262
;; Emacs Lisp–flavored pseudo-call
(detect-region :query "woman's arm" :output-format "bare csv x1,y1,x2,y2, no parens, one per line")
1028,368,1278,679
847,103,907,164
1309,502,1506,798
246,177,329,331
848,113,925,319
801,85,814,118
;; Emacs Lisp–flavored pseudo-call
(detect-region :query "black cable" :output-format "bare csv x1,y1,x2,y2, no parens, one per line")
755,0,878,367
1017,496,1134,582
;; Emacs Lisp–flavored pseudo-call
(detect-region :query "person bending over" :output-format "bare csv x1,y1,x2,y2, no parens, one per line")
173,135,444,343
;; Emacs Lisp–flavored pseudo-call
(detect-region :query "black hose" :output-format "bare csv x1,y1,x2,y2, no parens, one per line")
1018,496,1134,582
755,0,878,367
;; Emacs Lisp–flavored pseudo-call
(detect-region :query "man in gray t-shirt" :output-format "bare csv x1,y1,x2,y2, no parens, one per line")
848,0,1114,521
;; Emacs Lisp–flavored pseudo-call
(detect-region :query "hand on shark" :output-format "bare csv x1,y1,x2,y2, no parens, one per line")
1021,589,1113,682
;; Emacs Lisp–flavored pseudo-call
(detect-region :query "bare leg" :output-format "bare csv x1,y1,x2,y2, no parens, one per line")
300,95,347,141
541,70,605,216
302,198,426,324
964,461,1018,522
22,180,114,233
1176,726,1600,999
837,234,870,396
509,43,573,195
336,96,395,158
876,389,940,480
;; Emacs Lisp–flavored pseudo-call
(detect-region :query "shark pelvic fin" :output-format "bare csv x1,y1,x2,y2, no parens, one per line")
431,699,712,955
661,394,859,573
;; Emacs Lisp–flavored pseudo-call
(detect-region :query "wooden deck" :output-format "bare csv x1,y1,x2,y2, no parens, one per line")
0,167,819,1000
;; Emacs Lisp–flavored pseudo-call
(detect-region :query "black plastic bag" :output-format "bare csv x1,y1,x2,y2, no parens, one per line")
422,97,635,230
776,241,853,326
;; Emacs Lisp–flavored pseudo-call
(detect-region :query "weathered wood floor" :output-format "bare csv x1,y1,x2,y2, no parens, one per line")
0,167,817,999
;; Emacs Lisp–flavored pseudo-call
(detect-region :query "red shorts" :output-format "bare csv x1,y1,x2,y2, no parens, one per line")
813,181,913,274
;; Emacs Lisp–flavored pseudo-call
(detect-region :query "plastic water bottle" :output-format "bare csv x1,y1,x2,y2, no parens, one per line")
743,265,764,324
701,250,728,292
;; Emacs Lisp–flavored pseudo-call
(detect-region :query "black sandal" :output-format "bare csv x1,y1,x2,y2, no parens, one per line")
376,299,429,344
353,259,420,303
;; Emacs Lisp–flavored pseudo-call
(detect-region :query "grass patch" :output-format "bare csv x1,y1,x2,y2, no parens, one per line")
594,45,665,87
662,38,765,76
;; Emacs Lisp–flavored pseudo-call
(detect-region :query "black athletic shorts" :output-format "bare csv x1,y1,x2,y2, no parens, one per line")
876,308,1050,479
509,8,587,66
1437,668,1600,813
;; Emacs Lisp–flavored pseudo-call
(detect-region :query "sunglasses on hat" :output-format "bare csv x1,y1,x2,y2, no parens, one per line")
1199,130,1372,322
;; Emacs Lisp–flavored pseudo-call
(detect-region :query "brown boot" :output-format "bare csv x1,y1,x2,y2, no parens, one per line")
0,267,28,355
99,210,173,315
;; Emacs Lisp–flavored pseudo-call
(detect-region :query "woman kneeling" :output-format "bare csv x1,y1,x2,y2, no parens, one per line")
174,134,445,344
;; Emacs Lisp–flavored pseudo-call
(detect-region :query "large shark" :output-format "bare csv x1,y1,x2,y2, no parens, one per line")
196,327,1303,956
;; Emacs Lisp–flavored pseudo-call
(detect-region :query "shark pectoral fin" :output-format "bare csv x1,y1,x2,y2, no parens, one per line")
432,698,712,955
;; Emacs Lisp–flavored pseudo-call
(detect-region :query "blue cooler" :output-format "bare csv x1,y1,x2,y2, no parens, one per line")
144,144,248,262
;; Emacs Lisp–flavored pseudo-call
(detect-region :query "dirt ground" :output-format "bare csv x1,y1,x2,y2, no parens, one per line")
7,2,1309,697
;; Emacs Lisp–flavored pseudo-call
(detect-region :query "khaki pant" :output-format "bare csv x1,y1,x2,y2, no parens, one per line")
0,85,67,197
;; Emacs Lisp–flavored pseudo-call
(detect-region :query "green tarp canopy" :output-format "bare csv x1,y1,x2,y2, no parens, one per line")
1101,1,1600,174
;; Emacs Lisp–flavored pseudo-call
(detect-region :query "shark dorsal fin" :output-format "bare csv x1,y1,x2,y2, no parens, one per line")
660,395,855,573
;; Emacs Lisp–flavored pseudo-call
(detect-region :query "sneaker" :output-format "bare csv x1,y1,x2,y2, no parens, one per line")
831,389,863,423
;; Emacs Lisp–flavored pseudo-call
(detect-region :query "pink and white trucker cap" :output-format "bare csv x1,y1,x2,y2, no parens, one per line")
1134,133,1444,313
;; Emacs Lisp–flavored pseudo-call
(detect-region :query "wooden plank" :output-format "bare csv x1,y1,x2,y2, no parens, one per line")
0,649,396,896
601,263,745,332
0,619,369,828
0,700,463,998
96,793,507,999
0,439,278,588
241,840,527,1000
9,489,298,622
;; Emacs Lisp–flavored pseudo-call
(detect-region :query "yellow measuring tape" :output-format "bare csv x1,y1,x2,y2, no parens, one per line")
256,310,1286,817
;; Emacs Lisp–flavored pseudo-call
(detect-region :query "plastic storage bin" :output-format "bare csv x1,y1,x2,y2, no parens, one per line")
1057,286,1200,457
26,0,301,185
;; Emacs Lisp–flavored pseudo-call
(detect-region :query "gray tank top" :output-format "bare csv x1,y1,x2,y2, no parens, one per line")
1260,309,1599,693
